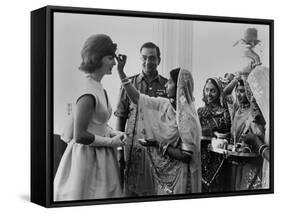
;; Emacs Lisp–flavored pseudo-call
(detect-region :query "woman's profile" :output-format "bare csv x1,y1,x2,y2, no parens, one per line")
54,34,126,201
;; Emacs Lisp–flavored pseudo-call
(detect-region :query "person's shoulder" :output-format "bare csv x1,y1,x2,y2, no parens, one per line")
158,74,168,86
197,106,207,115
159,74,168,82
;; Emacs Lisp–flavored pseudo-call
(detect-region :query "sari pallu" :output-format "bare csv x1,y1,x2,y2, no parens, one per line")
230,81,265,191
247,66,270,189
137,69,201,194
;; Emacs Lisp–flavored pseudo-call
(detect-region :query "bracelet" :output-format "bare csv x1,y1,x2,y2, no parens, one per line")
121,77,129,83
122,80,131,86
258,144,268,156
261,147,269,159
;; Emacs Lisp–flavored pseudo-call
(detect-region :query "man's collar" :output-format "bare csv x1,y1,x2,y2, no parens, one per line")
137,71,160,83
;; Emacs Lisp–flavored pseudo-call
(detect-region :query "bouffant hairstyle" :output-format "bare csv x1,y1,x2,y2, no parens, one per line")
79,34,117,73
140,42,161,63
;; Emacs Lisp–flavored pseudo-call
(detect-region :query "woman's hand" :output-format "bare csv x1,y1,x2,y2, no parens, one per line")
138,139,159,148
110,133,127,147
115,53,140,104
234,72,241,81
240,133,263,151
109,129,127,141
115,54,127,73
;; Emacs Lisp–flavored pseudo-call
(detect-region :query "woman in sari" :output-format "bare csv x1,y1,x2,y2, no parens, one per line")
116,54,201,195
243,66,270,189
197,78,231,192
198,78,231,137
230,79,265,190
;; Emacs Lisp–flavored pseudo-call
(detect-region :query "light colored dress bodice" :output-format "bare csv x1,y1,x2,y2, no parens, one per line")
54,76,122,201
83,77,112,137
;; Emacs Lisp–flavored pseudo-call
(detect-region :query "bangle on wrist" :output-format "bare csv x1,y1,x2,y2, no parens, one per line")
121,77,129,83
258,144,268,156
122,80,130,86
261,147,269,159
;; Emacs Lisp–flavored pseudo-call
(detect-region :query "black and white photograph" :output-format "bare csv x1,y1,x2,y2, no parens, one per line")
31,5,273,207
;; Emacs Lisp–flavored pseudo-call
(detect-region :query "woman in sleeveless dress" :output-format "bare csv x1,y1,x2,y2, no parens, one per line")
54,34,126,201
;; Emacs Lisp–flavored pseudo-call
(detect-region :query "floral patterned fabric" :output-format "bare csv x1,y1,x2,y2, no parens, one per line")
198,105,231,137
198,77,231,192
198,105,231,192
136,69,201,194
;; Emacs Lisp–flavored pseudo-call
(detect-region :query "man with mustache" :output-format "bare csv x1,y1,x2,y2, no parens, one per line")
114,42,167,196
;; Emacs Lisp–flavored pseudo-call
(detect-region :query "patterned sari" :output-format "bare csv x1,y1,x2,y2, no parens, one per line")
136,69,201,194
198,78,231,192
229,77,265,191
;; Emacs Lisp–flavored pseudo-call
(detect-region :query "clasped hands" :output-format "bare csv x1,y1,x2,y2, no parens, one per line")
109,131,127,147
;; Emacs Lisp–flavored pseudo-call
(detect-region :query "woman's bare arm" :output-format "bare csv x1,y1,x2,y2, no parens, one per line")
165,146,192,162
139,139,191,162
116,54,140,104
74,95,96,144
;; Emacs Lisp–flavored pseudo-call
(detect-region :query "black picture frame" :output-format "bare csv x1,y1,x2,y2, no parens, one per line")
31,5,274,208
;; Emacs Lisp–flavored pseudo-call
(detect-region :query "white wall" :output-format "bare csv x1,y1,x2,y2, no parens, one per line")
193,21,269,108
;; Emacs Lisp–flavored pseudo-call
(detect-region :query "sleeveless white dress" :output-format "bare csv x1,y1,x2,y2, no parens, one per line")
54,77,123,201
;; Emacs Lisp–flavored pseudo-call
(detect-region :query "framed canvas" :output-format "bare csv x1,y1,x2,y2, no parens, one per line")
31,5,274,208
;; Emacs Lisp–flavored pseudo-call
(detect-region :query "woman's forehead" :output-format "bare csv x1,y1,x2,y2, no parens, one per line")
205,80,217,88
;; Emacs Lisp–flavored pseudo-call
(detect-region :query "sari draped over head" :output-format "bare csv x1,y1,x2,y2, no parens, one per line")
247,66,270,189
203,77,224,107
176,69,202,193
230,73,266,190
199,77,231,137
137,68,201,194
231,76,265,144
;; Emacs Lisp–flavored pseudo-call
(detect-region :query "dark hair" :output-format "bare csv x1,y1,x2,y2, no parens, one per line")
140,42,161,62
236,79,245,87
79,34,117,73
169,67,181,89
202,78,221,105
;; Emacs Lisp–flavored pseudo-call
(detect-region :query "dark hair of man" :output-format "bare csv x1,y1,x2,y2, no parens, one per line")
140,42,161,62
